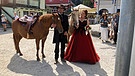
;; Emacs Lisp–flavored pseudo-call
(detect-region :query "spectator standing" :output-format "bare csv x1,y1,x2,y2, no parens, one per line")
28,13,34,21
14,12,19,20
109,14,116,40
113,10,120,44
100,14,110,42
1,14,7,31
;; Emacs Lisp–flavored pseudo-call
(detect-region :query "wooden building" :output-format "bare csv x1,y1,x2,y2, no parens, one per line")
0,0,46,26
45,0,71,13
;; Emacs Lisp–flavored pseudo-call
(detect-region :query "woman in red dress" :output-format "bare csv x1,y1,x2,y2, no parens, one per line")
64,10,100,64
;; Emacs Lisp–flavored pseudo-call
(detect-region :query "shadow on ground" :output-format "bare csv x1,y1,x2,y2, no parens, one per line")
71,62,108,76
7,54,55,76
55,62,80,76
0,28,13,35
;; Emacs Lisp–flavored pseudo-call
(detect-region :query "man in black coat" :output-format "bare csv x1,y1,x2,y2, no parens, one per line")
53,5,69,64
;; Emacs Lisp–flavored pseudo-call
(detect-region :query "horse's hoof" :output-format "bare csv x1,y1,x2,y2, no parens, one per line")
37,58,40,61
20,53,23,56
42,55,46,58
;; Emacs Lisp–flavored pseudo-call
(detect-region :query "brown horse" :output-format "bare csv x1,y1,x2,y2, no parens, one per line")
67,10,79,41
12,13,63,61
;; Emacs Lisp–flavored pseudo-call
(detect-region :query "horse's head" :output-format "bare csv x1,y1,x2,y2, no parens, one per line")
52,13,63,33
70,9,79,26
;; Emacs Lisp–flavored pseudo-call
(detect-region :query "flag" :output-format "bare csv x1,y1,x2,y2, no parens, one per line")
112,0,116,4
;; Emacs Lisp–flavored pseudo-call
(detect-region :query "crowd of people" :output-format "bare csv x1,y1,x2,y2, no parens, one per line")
0,5,120,65
99,10,120,44
0,12,19,32
53,5,120,64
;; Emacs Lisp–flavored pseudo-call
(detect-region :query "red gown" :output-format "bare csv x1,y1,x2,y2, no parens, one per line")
64,20,100,64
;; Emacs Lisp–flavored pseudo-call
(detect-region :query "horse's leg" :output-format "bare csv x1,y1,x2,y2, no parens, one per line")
41,37,47,58
35,39,40,61
13,34,23,56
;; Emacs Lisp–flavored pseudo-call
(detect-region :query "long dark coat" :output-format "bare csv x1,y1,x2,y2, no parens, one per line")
53,13,69,43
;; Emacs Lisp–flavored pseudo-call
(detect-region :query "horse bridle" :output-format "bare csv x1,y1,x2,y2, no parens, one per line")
71,13,78,26
51,13,58,28
52,13,59,24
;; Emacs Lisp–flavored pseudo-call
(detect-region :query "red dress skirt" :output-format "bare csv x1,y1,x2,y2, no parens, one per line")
64,21,100,64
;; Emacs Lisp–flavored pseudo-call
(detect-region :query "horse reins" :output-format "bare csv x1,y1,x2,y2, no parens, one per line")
51,14,56,28
52,16,55,24
52,13,57,24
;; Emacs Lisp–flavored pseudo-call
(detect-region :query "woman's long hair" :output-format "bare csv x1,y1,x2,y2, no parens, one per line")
83,10,88,19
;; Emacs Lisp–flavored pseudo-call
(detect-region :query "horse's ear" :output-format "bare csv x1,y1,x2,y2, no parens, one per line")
52,13,54,16
52,13,58,16
71,6,73,11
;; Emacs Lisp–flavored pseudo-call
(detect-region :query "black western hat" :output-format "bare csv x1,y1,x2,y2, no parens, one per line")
57,4,66,10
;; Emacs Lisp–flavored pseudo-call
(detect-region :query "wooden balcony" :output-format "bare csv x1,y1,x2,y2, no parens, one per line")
0,0,40,8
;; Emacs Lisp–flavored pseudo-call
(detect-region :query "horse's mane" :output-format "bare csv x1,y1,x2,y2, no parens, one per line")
69,11,79,26
39,13,59,25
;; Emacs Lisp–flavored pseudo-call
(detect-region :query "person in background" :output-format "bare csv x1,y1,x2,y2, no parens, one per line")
109,14,116,40
53,5,69,64
64,10,100,64
113,9,120,44
28,13,34,21
30,13,34,17
1,14,7,31
14,12,19,20
100,14,110,43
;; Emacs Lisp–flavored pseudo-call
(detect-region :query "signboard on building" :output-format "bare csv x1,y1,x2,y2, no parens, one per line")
16,0,27,5
46,0,69,4
46,0,69,6
1,0,13,4
30,0,38,6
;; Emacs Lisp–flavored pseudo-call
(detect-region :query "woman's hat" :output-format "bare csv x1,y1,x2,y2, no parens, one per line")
57,5,66,10
1,14,4,16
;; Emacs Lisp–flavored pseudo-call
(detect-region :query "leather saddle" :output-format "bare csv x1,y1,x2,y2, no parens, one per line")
19,15,33,22
18,15,39,38
18,15,38,25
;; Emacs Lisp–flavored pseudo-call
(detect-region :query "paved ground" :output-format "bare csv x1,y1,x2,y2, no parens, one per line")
0,26,116,76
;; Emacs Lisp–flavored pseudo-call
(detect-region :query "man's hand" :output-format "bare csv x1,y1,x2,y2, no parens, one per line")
51,24,56,28
64,31,68,36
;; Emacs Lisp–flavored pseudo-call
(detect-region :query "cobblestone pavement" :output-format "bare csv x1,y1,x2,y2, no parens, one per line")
0,28,116,76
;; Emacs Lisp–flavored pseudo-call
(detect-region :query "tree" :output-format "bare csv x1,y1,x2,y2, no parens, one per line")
83,0,94,8
71,0,82,6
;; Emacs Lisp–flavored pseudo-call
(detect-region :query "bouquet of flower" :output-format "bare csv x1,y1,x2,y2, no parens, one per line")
84,25,91,35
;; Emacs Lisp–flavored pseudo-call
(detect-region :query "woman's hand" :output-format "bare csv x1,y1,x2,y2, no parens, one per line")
101,23,104,25
85,25,91,31
75,24,79,29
